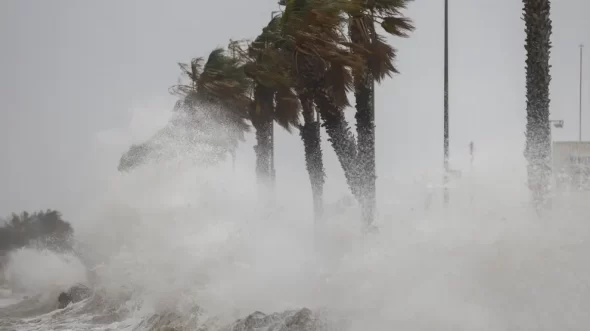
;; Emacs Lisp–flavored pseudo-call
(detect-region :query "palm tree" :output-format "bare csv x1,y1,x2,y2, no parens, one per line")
279,0,413,226
299,93,326,220
230,21,302,191
523,0,552,210
343,0,414,224
281,0,365,202
119,48,251,172
241,16,327,220
283,0,416,226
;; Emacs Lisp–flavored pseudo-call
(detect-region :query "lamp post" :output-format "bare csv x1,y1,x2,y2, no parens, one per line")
579,44,584,142
443,0,450,206
469,141,474,206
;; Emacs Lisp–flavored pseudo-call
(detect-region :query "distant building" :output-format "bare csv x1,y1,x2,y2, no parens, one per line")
553,141,590,190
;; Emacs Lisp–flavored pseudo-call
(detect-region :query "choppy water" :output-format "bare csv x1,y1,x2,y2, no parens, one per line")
2,115,590,330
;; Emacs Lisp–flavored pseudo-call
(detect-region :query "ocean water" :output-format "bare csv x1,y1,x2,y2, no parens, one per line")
1,116,590,330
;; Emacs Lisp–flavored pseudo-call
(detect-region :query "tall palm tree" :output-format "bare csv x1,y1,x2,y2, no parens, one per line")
282,0,414,226
119,48,251,172
231,21,301,190
242,16,327,220
299,92,326,220
277,0,413,226
345,0,414,224
523,0,552,210
281,0,365,202
172,48,253,167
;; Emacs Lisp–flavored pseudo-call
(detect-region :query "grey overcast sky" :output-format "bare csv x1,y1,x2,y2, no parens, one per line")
0,0,588,218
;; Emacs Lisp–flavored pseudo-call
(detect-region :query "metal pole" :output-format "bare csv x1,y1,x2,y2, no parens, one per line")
469,141,474,206
580,44,584,142
443,0,450,205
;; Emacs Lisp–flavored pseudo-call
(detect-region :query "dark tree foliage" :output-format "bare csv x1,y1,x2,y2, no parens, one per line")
0,210,73,254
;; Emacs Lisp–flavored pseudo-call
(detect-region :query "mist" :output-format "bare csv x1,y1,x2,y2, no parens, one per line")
1,0,590,330
5,131,589,330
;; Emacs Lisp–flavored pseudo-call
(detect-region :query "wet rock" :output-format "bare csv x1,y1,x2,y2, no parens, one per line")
224,308,323,331
57,284,92,309
131,311,202,331
284,308,316,330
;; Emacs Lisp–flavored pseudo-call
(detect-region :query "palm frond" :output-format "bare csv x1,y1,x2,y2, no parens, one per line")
324,62,353,108
367,36,397,81
381,16,414,37
275,87,301,130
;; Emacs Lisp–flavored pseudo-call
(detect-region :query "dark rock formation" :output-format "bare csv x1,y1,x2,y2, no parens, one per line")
57,284,92,309
133,308,323,331
224,308,323,331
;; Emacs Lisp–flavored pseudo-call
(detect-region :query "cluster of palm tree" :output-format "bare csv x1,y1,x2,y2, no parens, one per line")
119,0,558,222
120,0,414,226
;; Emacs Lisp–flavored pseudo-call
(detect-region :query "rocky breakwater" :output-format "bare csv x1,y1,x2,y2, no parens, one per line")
57,284,92,309
223,308,324,331
135,308,329,331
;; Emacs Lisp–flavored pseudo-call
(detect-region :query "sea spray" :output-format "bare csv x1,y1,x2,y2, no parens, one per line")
2,113,590,330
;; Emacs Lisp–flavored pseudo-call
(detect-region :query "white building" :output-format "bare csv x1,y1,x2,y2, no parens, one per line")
552,141,590,190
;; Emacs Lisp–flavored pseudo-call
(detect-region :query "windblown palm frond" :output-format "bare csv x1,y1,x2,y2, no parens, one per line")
345,0,414,80
199,48,252,108
274,86,301,130
172,48,252,136
119,48,254,173
280,0,364,111
236,16,303,131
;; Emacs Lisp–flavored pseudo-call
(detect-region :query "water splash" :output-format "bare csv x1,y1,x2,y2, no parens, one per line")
3,248,87,295
2,108,590,331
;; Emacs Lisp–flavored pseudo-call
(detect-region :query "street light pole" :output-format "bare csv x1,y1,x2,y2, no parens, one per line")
443,0,450,205
580,44,584,142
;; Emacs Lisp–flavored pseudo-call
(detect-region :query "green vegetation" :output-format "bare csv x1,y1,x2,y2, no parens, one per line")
0,210,73,253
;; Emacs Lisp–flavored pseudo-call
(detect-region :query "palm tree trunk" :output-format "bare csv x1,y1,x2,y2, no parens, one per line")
349,15,378,226
299,94,325,221
523,0,552,210
354,70,376,226
253,121,271,183
252,85,274,189
314,90,361,201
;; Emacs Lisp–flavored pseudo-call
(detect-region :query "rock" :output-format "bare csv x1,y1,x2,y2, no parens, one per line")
57,284,92,309
224,308,323,331
284,308,316,330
